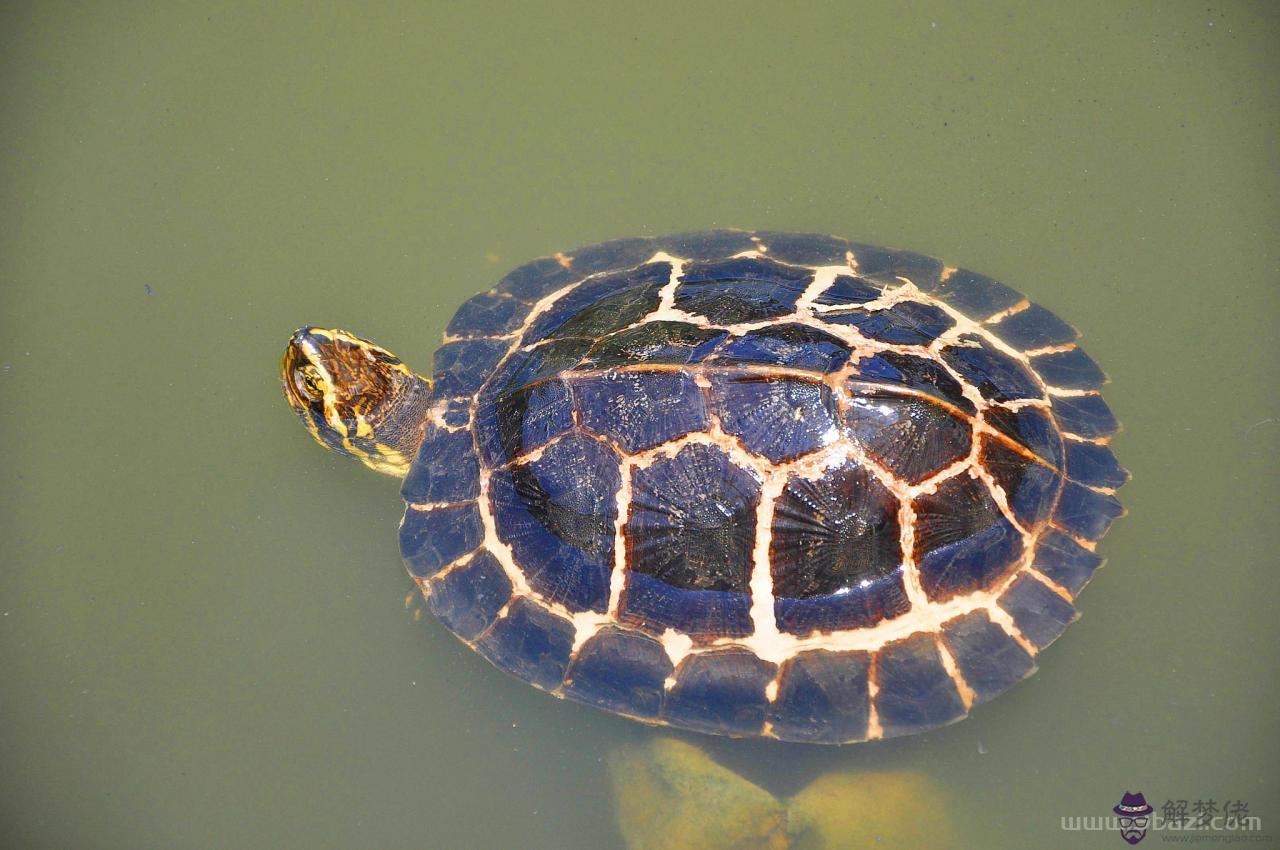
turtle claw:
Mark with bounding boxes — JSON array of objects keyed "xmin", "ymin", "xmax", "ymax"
[{"xmin": 405, "ymin": 585, "xmax": 427, "ymax": 622}]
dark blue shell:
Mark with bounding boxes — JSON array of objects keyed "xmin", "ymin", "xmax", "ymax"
[{"xmin": 404, "ymin": 231, "xmax": 1127, "ymax": 743}]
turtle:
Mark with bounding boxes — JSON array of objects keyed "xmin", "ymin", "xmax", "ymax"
[{"xmin": 280, "ymin": 229, "xmax": 1127, "ymax": 745}]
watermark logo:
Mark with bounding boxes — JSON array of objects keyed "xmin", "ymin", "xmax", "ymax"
[
  {"xmin": 1061, "ymin": 793, "xmax": 1266, "ymax": 843},
  {"xmin": 1114, "ymin": 791, "xmax": 1154, "ymax": 845}
]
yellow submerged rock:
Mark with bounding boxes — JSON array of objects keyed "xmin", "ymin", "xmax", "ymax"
[
  {"xmin": 609, "ymin": 738, "xmax": 955, "ymax": 850},
  {"xmin": 608, "ymin": 737, "xmax": 787, "ymax": 850},
  {"xmin": 787, "ymin": 770, "xmax": 954, "ymax": 850}
]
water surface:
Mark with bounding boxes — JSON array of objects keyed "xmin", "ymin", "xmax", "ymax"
[{"xmin": 2, "ymin": 3, "xmax": 1277, "ymax": 847}]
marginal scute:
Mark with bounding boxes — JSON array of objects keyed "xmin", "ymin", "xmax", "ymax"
[
  {"xmin": 844, "ymin": 394, "xmax": 973, "ymax": 485},
  {"xmin": 846, "ymin": 243, "xmax": 945, "ymax": 290},
  {"xmin": 656, "ymin": 229, "xmax": 757, "ymax": 260},
  {"xmin": 768, "ymin": 650, "xmax": 871, "ymax": 744},
  {"xmin": 753, "ymin": 230, "xmax": 850, "ymax": 264},
  {"xmin": 939, "ymin": 611, "xmax": 1036, "ymax": 705},
  {"xmin": 489, "ymin": 434, "xmax": 619, "ymax": 613},
  {"xmin": 991, "ymin": 302, "xmax": 1078, "ymax": 349},
  {"xmin": 402, "ymin": 425, "xmax": 479, "ymax": 504},
  {"xmin": 1031, "ymin": 528, "xmax": 1104, "ymax": 596},
  {"xmin": 661, "ymin": 648, "xmax": 777, "ymax": 737},
  {"xmin": 493, "ymin": 255, "xmax": 580, "ymax": 302},
  {"xmin": 873, "ymin": 634, "xmax": 967, "ymax": 739},
  {"xmin": 446, "ymin": 291, "xmax": 528, "ymax": 338},
  {"xmin": 562, "ymin": 625, "xmax": 673, "ymax": 719},
  {"xmin": 913, "ymin": 474, "xmax": 1024, "ymax": 601},
  {"xmin": 427, "ymin": 550, "xmax": 513, "ymax": 640},
  {"xmin": 820, "ymin": 300, "xmax": 955, "ymax": 345},
  {"xmin": 1029, "ymin": 347, "xmax": 1107, "ymax": 391},
  {"xmin": 474, "ymin": 597, "xmax": 576, "ymax": 690},
  {"xmin": 575, "ymin": 370, "xmax": 709, "ymax": 452},
  {"xmin": 1063, "ymin": 440, "xmax": 1129, "ymax": 490},
  {"xmin": 1052, "ymin": 480, "xmax": 1124, "ymax": 542},
  {"xmin": 674, "ymin": 257, "xmax": 813, "ymax": 324},
  {"xmin": 710, "ymin": 374, "xmax": 840, "ymax": 462},
  {"xmin": 997, "ymin": 574, "xmax": 1077, "ymax": 650},
  {"xmin": 929, "ymin": 268, "xmax": 1023, "ymax": 318},
  {"xmin": 566, "ymin": 236, "xmax": 657, "ymax": 275},
  {"xmin": 1051, "ymin": 393, "xmax": 1120, "ymax": 439},
  {"xmin": 431, "ymin": 337, "xmax": 511, "ymax": 398},
  {"xmin": 400, "ymin": 501, "xmax": 484, "ymax": 578},
  {"xmin": 770, "ymin": 462, "xmax": 908, "ymax": 633}
]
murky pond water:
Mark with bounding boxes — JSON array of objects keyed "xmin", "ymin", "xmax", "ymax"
[{"xmin": 2, "ymin": 3, "xmax": 1277, "ymax": 848}]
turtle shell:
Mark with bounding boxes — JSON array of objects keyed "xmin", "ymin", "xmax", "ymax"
[{"xmin": 399, "ymin": 230, "xmax": 1127, "ymax": 744}]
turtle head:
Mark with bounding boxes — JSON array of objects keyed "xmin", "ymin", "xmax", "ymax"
[{"xmin": 281, "ymin": 327, "xmax": 433, "ymax": 477}]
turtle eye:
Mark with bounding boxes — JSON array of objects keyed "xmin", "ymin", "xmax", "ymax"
[{"xmin": 295, "ymin": 366, "xmax": 324, "ymax": 401}]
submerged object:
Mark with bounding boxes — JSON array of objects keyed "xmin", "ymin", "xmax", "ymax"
[{"xmin": 607, "ymin": 737, "xmax": 955, "ymax": 850}]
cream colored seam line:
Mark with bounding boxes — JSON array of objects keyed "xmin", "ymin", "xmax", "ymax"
[
  {"xmin": 748, "ymin": 473, "xmax": 786, "ymax": 666},
  {"xmin": 606, "ymin": 454, "xmax": 634, "ymax": 620},
  {"xmin": 425, "ymin": 398, "xmax": 470, "ymax": 432},
  {"xmin": 1023, "ymin": 343, "xmax": 1077, "ymax": 356},
  {"xmin": 934, "ymin": 636, "xmax": 976, "ymax": 711},
  {"xmin": 864, "ymin": 658, "xmax": 883, "ymax": 740},
  {"xmin": 983, "ymin": 298, "xmax": 1031, "ymax": 324},
  {"xmin": 428, "ymin": 264, "xmax": 626, "ymax": 652},
  {"xmin": 897, "ymin": 490, "xmax": 928, "ymax": 610},
  {"xmin": 437, "ymin": 251, "xmax": 1077, "ymax": 670},
  {"xmin": 671, "ymin": 263, "xmax": 1058, "ymax": 663},
  {"xmin": 652, "ymin": 252, "xmax": 685, "ymax": 313}
]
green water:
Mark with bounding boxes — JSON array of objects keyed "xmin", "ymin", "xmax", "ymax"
[{"xmin": 2, "ymin": 3, "xmax": 1277, "ymax": 848}]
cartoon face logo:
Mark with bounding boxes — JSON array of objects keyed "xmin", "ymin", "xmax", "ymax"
[{"xmin": 1114, "ymin": 792, "xmax": 1154, "ymax": 844}]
